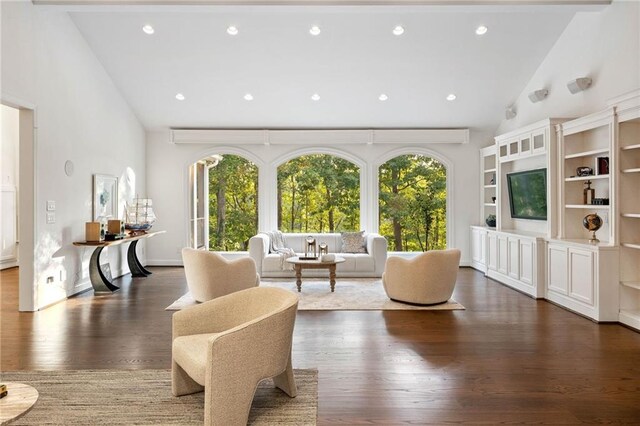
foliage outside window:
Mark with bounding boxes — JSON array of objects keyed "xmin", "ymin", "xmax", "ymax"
[
  {"xmin": 379, "ymin": 155, "xmax": 446, "ymax": 251},
  {"xmin": 278, "ymin": 154, "xmax": 360, "ymax": 233},
  {"xmin": 208, "ymin": 155, "xmax": 258, "ymax": 251}
]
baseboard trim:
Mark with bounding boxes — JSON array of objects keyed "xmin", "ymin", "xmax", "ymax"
[{"xmin": 147, "ymin": 259, "xmax": 183, "ymax": 266}]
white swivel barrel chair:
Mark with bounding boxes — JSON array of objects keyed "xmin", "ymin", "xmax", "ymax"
[
  {"xmin": 382, "ymin": 249, "xmax": 461, "ymax": 305},
  {"xmin": 182, "ymin": 248, "xmax": 260, "ymax": 302}
]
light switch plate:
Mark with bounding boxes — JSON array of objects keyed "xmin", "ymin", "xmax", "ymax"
[
  {"xmin": 47, "ymin": 200, "xmax": 56, "ymax": 211},
  {"xmin": 46, "ymin": 212, "xmax": 56, "ymax": 224}
]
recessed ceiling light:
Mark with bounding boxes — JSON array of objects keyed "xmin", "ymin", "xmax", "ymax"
[
  {"xmin": 392, "ymin": 26, "xmax": 404, "ymax": 36},
  {"xmin": 446, "ymin": 94, "xmax": 457, "ymax": 101},
  {"xmin": 311, "ymin": 93, "xmax": 320, "ymax": 101},
  {"xmin": 142, "ymin": 25, "xmax": 154, "ymax": 35},
  {"xmin": 379, "ymin": 94, "xmax": 389, "ymax": 101},
  {"xmin": 244, "ymin": 93, "xmax": 254, "ymax": 101},
  {"xmin": 309, "ymin": 25, "xmax": 321, "ymax": 36},
  {"xmin": 175, "ymin": 93, "xmax": 185, "ymax": 101},
  {"xmin": 227, "ymin": 26, "xmax": 238, "ymax": 36},
  {"xmin": 476, "ymin": 25, "xmax": 488, "ymax": 35}
]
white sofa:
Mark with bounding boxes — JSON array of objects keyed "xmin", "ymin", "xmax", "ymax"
[{"xmin": 249, "ymin": 232, "xmax": 388, "ymax": 278}]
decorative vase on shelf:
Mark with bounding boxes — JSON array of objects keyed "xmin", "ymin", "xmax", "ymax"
[
  {"xmin": 583, "ymin": 213, "xmax": 603, "ymax": 244},
  {"xmin": 485, "ymin": 214, "xmax": 496, "ymax": 227}
]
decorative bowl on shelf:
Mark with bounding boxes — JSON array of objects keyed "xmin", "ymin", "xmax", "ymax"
[{"xmin": 485, "ymin": 214, "xmax": 496, "ymax": 227}]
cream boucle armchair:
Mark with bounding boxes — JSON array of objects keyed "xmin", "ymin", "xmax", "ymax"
[
  {"xmin": 182, "ymin": 248, "xmax": 260, "ymax": 302},
  {"xmin": 382, "ymin": 249, "xmax": 461, "ymax": 305},
  {"xmin": 172, "ymin": 286, "xmax": 299, "ymax": 426}
]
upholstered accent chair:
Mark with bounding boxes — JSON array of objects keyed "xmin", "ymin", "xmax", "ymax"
[
  {"xmin": 172, "ymin": 286, "xmax": 299, "ymax": 426},
  {"xmin": 382, "ymin": 249, "xmax": 461, "ymax": 305},
  {"xmin": 182, "ymin": 248, "xmax": 260, "ymax": 302}
]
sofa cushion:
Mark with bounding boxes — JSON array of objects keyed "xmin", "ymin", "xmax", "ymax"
[
  {"xmin": 339, "ymin": 253, "xmax": 374, "ymax": 272},
  {"xmin": 341, "ymin": 231, "xmax": 367, "ymax": 253}
]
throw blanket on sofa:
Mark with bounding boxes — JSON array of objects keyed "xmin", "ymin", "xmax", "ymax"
[{"xmin": 265, "ymin": 230, "xmax": 295, "ymax": 271}]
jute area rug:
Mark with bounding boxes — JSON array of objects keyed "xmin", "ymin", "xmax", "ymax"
[
  {"xmin": 4, "ymin": 369, "xmax": 317, "ymax": 425},
  {"xmin": 166, "ymin": 278, "xmax": 465, "ymax": 311}
]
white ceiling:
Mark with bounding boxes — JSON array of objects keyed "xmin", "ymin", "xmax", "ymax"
[{"xmin": 67, "ymin": 4, "xmax": 603, "ymax": 133}]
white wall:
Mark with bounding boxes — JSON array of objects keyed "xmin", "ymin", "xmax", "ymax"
[
  {"xmin": 1, "ymin": 105, "xmax": 19, "ymax": 188},
  {"xmin": 146, "ymin": 130, "xmax": 487, "ymax": 267},
  {"xmin": 496, "ymin": 0, "xmax": 640, "ymax": 136},
  {"xmin": 1, "ymin": 2, "xmax": 146, "ymax": 310}
]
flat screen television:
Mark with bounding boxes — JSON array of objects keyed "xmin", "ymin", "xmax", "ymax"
[{"xmin": 506, "ymin": 168, "xmax": 547, "ymax": 220}]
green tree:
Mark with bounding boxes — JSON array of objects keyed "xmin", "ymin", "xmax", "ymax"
[
  {"xmin": 208, "ymin": 155, "xmax": 258, "ymax": 251},
  {"xmin": 379, "ymin": 155, "xmax": 447, "ymax": 251},
  {"xmin": 277, "ymin": 155, "xmax": 360, "ymax": 233}
]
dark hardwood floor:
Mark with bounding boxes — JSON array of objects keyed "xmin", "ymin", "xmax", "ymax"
[{"xmin": 2, "ymin": 266, "xmax": 640, "ymax": 424}]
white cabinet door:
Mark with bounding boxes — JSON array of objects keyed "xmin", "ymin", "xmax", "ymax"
[
  {"xmin": 488, "ymin": 233, "xmax": 498, "ymax": 271},
  {"xmin": 519, "ymin": 239, "xmax": 534, "ymax": 286},
  {"xmin": 508, "ymin": 237, "xmax": 520, "ymax": 280},
  {"xmin": 471, "ymin": 228, "xmax": 481, "ymax": 263},
  {"xmin": 569, "ymin": 248, "xmax": 595, "ymax": 305},
  {"xmin": 480, "ymin": 231, "xmax": 487, "ymax": 265},
  {"xmin": 498, "ymin": 235, "xmax": 508, "ymax": 275},
  {"xmin": 547, "ymin": 244, "xmax": 568, "ymax": 295}
]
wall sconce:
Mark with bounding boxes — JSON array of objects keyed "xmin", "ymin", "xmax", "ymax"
[
  {"xmin": 505, "ymin": 106, "xmax": 517, "ymax": 120},
  {"xmin": 528, "ymin": 89, "xmax": 549, "ymax": 103},
  {"xmin": 567, "ymin": 77, "xmax": 592, "ymax": 94}
]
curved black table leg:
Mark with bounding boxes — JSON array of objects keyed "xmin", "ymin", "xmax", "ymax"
[
  {"xmin": 89, "ymin": 246, "xmax": 120, "ymax": 293},
  {"xmin": 128, "ymin": 240, "xmax": 152, "ymax": 277}
]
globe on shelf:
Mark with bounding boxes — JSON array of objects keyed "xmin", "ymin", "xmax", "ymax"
[{"xmin": 583, "ymin": 213, "xmax": 603, "ymax": 244}]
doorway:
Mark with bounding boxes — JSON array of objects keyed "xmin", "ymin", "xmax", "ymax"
[{"xmin": 1, "ymin": 97, "xmax": 36, "ymax": 311}]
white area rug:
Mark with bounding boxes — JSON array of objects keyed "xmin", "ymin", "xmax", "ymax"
[{"xmin": 166, "ymin": 278, "xmax": 465, "ymax": 311}]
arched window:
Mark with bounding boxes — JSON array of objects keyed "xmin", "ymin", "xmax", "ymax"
[
  {"xmin": 277, "ymin": 154, "xmax": 360, "ymax": 233},
  {"xmin": 189, "ymin": 154, "xmax": 258, "ymax": 251},
  {"xmin": 378, "ymin": 155, "xmax": 447, "ymax": 251}
]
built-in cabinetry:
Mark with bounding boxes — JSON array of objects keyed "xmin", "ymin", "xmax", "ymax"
[
  {"xmin": 470, "ymin": 226, "xmax": 488, "ymax": 273},
  {"xmin": 485, "ymin": 229, "xmax": 546, "ymax": 298},
  {"xmin": 612, "ymin": 90, "xmax": 640, "ymax": 329},
  {"xmin": 471, "ymin": 92, "xmax": 640, "ymax": 327},
  {"xmin": 546, "ymin": 240, "xmax": 618, "ymax": 321}
]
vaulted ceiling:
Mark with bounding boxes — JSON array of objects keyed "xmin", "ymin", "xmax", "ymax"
[{"xmin": 63, "ymin": 2, "xmax": 607, "ymax": 133}]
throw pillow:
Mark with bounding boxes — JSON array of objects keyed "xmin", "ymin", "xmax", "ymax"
[{"xmin": 341, "ymin": 231, "xmax": 367, "ymax": 253}]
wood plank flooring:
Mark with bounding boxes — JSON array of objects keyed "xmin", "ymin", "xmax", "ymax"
[{"xmin": 2, "ymin": 266, "xmax": 640, "ymax": 424}]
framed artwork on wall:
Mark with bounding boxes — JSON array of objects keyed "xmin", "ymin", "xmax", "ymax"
[{"xmin": 93, "ymin": 174, "xmax": 118, "ymax": 221}]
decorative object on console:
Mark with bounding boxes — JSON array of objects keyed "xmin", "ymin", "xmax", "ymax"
[
  {"xmin": 485, "ymin": 214, "xmax": 496, "ymax": 227},
  {"xmin": 107, "ymin": 219, "xmax": 124, "ymax": 235},
  {"xmin": 583, "ymin": 180, "xmax": 595, "ymax": 205},
  {"xmin": 596, "ymin": 156, "xmax": 609, "ymax": 175},
  {"xmin": 85, "ymin": 222, "xmax": 102, "ymax": 242},
  {"xmin": 583, "ymin": 213, "xmax": 603, "ymax": 244},
  {"xmin": 576, "ymin": 166, "xmax": 593, "ymax": 177},
  {"xmin": 304, "ymin": 236, "xmax": 318, "ymax": 259},
  {"xmin": 592, "ymin": 198, "xmax": 609, "ymax": 205},
  {"xmin": 124, "ymin": 198, "xmax": 156, "ymax": 232},
  {"xmin": 93, "ymin": 174, "xmax": 118, "ymax": 221}
]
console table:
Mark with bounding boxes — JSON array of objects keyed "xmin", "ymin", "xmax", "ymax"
[{"xmin": 73, "ymin": 231, "xmax": 165, "ymax": 293}]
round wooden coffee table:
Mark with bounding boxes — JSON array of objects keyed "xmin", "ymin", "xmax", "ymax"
[
  {"xmin": 0, "ymin": 382, "xmax": 39, "ymax": 425},
  {"xmin": 286, "ymin": 256, "xmax": 346, "ymax": 292}
]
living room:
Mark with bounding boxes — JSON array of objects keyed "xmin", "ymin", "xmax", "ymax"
[{"xmin": 1, "ymin": 0, "xmax": 640, "ymax": 424}]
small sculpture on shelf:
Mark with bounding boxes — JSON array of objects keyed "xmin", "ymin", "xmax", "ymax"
[
  {"xmin": 583, "ymin": 180, "xmax": 595, "ymax": 205},
  {"xmin": 124, "ymin": 198, "xmax": 156, "ymax": 234},
  {"xmin": 485, "ymin": 214, "xmax": 496, "ymax": 228},
  {"xmin": 583, "ymin": 213, "xmax": 603, "ymax": 244}
]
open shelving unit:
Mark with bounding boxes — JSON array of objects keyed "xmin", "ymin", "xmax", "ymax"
[
  {"xmin": 614, "ymin": 90, "xmax": 640, "ymax": 329},
  {"xmin": 558, "ymin": 108, "xmax": 615, "ymax": 245},
  {"xmin": 480, "ymin": 145, "xmax": 497, "ymax": 227}
]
